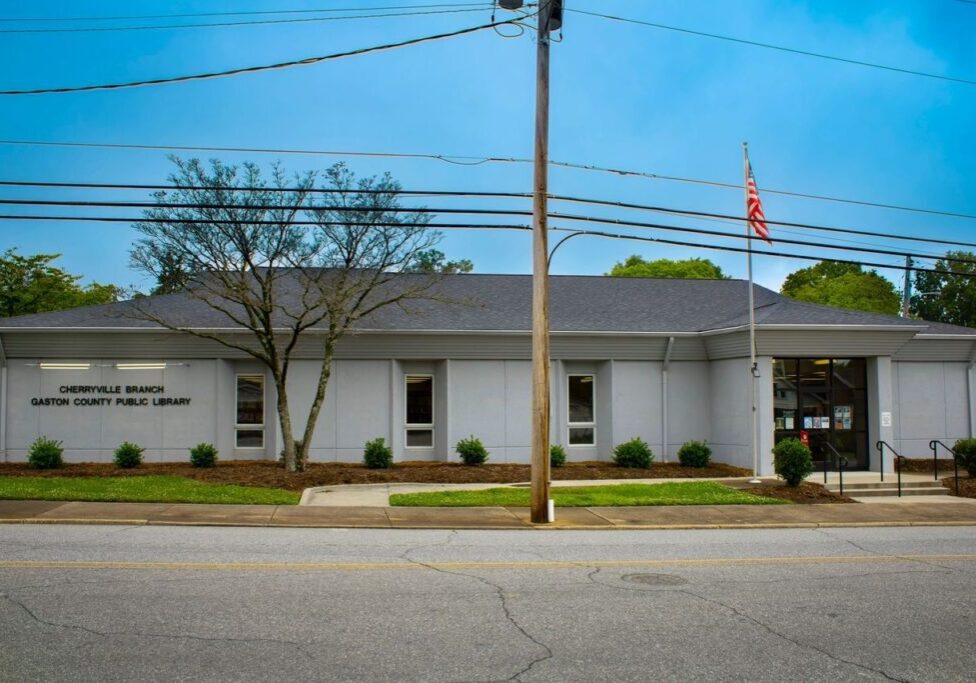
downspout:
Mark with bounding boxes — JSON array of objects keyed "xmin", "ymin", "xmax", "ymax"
[
  {"xmin": 662, "ymin": 336, "xmax": 675, "ymax": 462},
  {"xmin": 968, "ymin": 342, "xmax": 976, "ymax": 437}
]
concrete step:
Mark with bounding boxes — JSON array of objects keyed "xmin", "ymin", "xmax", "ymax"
[
  {"xmin": 827, "ymin": 486, "xmax": 949, "ymax": 497},
  {"xmin": 824, "ymin": 480, "xmax": 944, "ymax": 490}
]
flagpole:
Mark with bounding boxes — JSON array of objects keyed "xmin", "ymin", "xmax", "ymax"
[{"xmin": 743, "ymin": 142, "xmax": 761, "ymax": 484}]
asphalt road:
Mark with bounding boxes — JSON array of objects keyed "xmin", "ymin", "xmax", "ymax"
[{"xmin": 1, "ymin": 525, "xmax": 974, "ymax": 682}]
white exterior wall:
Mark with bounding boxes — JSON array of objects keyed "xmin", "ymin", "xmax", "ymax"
[
  {"xmin": 4, "ymin": 360, "xmax": 224, "ymax": 462},
  {"xmin": 708, "ymin": 357, "xmax": 754, "ymax": 471},
  {"xmin": 892, "ymin": 361, "xmax": 971, "ymax": 456}
]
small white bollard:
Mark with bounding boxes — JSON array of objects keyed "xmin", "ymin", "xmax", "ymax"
[{"xmin": 547, "ymin": 499, "xmax": 555, "ymax": 522}]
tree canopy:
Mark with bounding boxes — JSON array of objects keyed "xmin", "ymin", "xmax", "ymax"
[
  {"xmin": 780, "ymin": 261, "xmax": 900, "ymax": 315},
  {"xmin": 407, "ymin": 249, "xmax": 473, "ymax": 274},
  {"xmin": 129, "ymin": 158, "xmax": 450, "ymax": 472},
  {"xmin": 0, "ymin": 249, "xmax": 124, "ymax": 318},
  {"xmin": 910, "ymin": 251, "xmax": 976, "ymax": 327},
  {"xmin": 607, "ymin": 255, "xmax": 728, "ymax": 279}
]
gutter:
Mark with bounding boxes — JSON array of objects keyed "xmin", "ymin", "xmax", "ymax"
[{"xmin": 662, "ymin": 336, "xmax": 675, "ymax": 462}]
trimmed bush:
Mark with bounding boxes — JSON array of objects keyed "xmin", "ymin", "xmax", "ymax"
[
  {"xmin": 952, "ymin": 438, "xmax": 976, "ymax": 477},
  {"xmin": 550, "ymin": 444, "xmax": 567, "ymax": 468},
  {"xmin": 456, "ymin": 436, "xmax": 489, "ymax": 466},
  {"xmin": 677, "ymin": 440, "xmax": 711, "ymax": 468},
  {"xmin": 113, "ymin": 441, "xmax": 144, "ymax": 469},
  {"xmin": 613, "ymin": 437, "xmax": 653, "ymax": 469},
  {"xmin": 189, "ymin": 442, "xmax": 219, "ymax": 468},
  {"xmin": 28, "ymin": 436, "xmax": 64, "ymax": 470},
  {"xmin": 773, "ymin": 437, "xmax": 813, "ymax": 486},
  {"xmin": 363, "ymin": 437, "xmax": 393, "ymax": 469},
  {"xmin": 278, "ymin": 441, "xmax": 306, "ymax": 471}
]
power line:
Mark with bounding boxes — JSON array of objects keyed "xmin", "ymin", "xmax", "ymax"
[
  {"xmin": 0, "ymin": 19, "xmax": 517, "ymax": 95},
  {"xmin": 568, "ymin": 8, "xmax": 976, "ymax": 87},
  {"xmin": 2, "ymin": 211, "xmax": 973, "ymax": 279},
  {"xmin": 3, "ymin": 202, "xmax": 972, "ymax": 265},
  {"xmin": 0, "ymin": 3, "xmax": 488, "ymax": 23},
  {"xmin": 3, "ymin": 180, "xmax": 974, "ymax": 251},
  {"xmin": 3, "ymin": 139, "xmax": 971, "ymax": 221},
  {"xmin": 0, "ymin": 6, "xmax": 491, "ymax": 34}
]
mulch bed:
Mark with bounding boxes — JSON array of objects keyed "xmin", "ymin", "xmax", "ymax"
[
  {"xmin": 0, "ymin": 460, "xmax": 751, "ymax": 493},
  {"xmin": 738, "ymin": 481, "xmax": 856, "ymax": 504},
  {"xmin": 897, "ymin": 458, "xmax": 957, "ymax": 474}
]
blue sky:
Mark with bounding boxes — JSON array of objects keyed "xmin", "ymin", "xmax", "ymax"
[{"xmin": 0, "ymin": 0, "xmax": 973, "ymax": 293}]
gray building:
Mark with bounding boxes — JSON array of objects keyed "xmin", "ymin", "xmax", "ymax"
[{"xmin": 1, "ymin": 274, "xmax": 973, "ymax": 474}]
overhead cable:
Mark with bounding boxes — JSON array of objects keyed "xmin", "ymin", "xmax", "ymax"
[
  {"xmin": 568, "ymin": 8, "xmax": 976, "ymax": 87},
  {"xmin": 0, "ymin": 3, "xmax": 490, "ymax": 23},
  {"xmin": 0, "ymin": 6, "xmax": 491, "ymax": 34},
  {"xmin": 3, "ymin": 204, "xmax": 974, "ymax": 266},
  {"xmin": 2, "ymin": 140, "xmax": 971, "ymax": 221},
  {"xmin": 3, "ymin": 186, "xmax": 975, "ymax": 251},
  {"xmin": 0, "ymin": 18, "xmax": 518, "ymax": 95}
]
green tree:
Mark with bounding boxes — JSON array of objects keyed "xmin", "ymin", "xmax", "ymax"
[
  {"xmin": 129, "ymin": 158, "xmax": 448, "ymax": 473},
  {"xmin": 607, "ymin": 255, "xmax": 728, "ymax": 279},
  {"xmin": 407, "ymin": 249, "xmax": 473, "ymax": 274},
  {"xmin": 0, "ymin": 249, "xmax": 123, "ymax": 317},
  {"xmin": 781, "ymin": 261, "xmax": 900, "ymax": 315},
  {"xmin": 910, "ymin": 251, "xmax": 976, "ymax": 327}
]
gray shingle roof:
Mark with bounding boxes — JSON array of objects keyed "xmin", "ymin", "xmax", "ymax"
[{"xmin": 0, "ymin": 273, "xmax": 969, "ymax": 336}]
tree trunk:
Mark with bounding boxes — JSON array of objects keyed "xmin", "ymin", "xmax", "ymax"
[
  {"xmin": 273, "ymin": 369, "xmax": 299, "ymax": 473},
  {"xmin": 300, "ymin": 332, "xmax": 337, "ymax": 464}
]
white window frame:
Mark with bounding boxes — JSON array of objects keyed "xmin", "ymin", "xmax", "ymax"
[
  {"xmin": 235, "ymin": 373, "xmax": 265, "ymax": 450},
  {"xmin": 404, "ymin": 374, "xmax": 434, "ymax": 449},
  {"xmin": 567, "ymin": 373, "xmax": 596, "ymax": 447}
]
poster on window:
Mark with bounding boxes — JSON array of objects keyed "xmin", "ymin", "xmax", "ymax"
[{"xmin": 834, "ymin": 405, "xmax": 852, "ymax": 430}]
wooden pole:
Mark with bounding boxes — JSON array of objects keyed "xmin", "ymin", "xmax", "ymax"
[{"xmin": 531, "ymin": 0, "xmax": 553, "ymax": 523}]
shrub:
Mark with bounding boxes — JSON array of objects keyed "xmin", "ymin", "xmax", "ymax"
[
  {"xmin": 550, "ymin": 444, "xmax": 567, "ymax": 468},
  {"xmin": 113, "ymin": 441, "xmax": 144, "ymax": 469},
  {"xmin": 773, "ymin": 438, "xmax": 813, "ymax": 486},
  {"xmin": 28, "ymin": 436, "xmax": 64, "ymax": 470},
  {"xmin": 677, "ymin": 440, "xmax": 711, "ymax": 468},
  {"xmin": 613, "ymin": 437, "xmax": 653, "ymax": 469},
  {"xmin": 456, "ymin": 436, "xmax": 489, "ymax": 465},
  {"xmin": 277, "ymin": 440, "xmax": 306, "ymax": 471},
  {"xmin": 952, "ymin": 438, "xmax": 976, "ymax": 477},
  {"xmin": 363, "ymin": 437, "xmax": 393, "ymax": 469},
  {"xmin": 189, "ymin": 442, "xmax": 218, "ymax": 468}
]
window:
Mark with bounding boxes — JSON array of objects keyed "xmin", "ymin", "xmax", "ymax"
[
  {"xmin": 567, "ymin": 374, "xmax": 595, "ymax": 446},
  {"xmin": 405, "ymin": 375, "xmax": 433, "ymax": 448},
  {"xmin": 236, "ymin": 374, "xmax": 265, "ymax": 448}
]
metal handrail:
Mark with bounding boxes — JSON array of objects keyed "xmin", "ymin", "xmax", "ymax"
[
  {"xmin": 876, "ymin": 441, "xmax": 906, "ymax": 497},
  {"xmin": 929, "ymin": 440, "xmax": 961, "ymax": 497},
  {"xmin": 819, "ymin": 440, "xmax": 848, "ymax": 496}
]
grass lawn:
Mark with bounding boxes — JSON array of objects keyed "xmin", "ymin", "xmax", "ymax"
[
  {"xmin": 389, "ymin": 481, "xmax": 789, "ymax": 507},
  {"xmin": 0, "ymin": 475, "xmax": 299, "ymax": 505}
]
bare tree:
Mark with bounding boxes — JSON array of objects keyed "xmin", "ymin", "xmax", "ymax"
[{"xmin": 130, "ymin": 158, "xmax": 443, "ymax": 472}]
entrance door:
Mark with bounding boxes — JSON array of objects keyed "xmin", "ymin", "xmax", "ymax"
[{"xmin": 773, "ymin": 358, "xmax": 869, "ymax": 470}]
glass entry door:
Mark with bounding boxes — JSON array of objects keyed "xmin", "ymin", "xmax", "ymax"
[{"xmin": 773, "ymin": 358, "xmax": 869, "ymax": 470}]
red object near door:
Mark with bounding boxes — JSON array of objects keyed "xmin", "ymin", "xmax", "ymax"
[{"xmin": 800, "ymin": 430, "xmax": 810, "ymax": 447}]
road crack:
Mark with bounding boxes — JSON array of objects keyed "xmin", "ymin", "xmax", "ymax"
[
  {"xmin": 678, "ymin": 588, "xmax": 908, "ymax": 682},
  {"xmin": 0, "ymin": 592, "xmax": 316, "ymax": 660},
  {"xmin": 401, "ymin": 544, "xmax": 553, "ymax": 682}
]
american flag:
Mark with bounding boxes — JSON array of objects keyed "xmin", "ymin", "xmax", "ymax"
[{"xmin": 745, "ymin": 155, "xmax": 771, "ymax": 243}]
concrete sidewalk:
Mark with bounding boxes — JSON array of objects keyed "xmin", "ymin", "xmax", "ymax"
[{"xmin": 2, "ymin": 498, "xmax": 976, "ymax": 529}]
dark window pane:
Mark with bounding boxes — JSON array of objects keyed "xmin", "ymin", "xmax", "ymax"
[
  {"xmin": 236, "ymin": 429, "xmax": 264, "ymax": 448},
  {"xmin": 236, "ymin": 376, "xmax": 264, "ymax": 425},
  {"xmin": 568, "ymin": 375, "xmax": 594, "ymax": 423},
  {"xmin": 833, "ymin": 358, "xmax": 866, "ymax": 390},
  {"xmin": 569, "ymin": 427, "xmax": 594, "ymax": 446},
  {"xmin": 773, "ymin": 359, "xmax": 798, "ymax": 431},
  {"xmin": 406, "ymin": 429, "xmax": 433, "ymax": 448},
  {"xmin": 405, "ymin": 376, "xmax": 433, "ymax": 425}
]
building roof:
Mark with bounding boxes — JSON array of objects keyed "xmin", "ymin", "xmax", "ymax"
[{"xmin": 0, "ymin": 273, "xmax": 970, "ymax": 336}]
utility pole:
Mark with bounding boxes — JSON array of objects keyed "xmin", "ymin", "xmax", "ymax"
[
  {"xmin": 902, "ymin": 254, "xmax": 913, "ymax": 317},
  {"xmin": 530, "ymin": 0, "xmax": 559, "ymax": 523}
]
